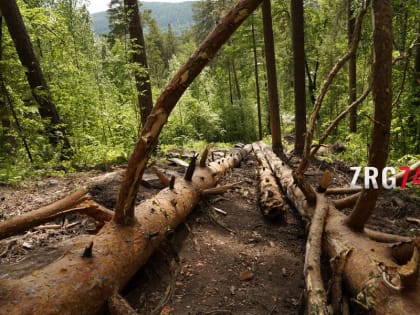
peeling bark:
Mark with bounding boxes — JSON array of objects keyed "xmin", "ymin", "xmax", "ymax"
[{"xmin": 252, "ymin": 143, "xmax": 288, "ymax": 220}]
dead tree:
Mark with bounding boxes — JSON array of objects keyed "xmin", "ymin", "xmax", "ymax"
[
  {"xmin": 259, "ymin": 142, "xmax": 420, "ymax": 314},
  {"xmin": 252, "ymin": 143, "xmax": 288, "ymax": 220},
  {"xmin": 114, "ymin": 0, "xmax": 266, "ymax": 225},
  {"xmin": 0, "ymin": 0, "xmax": 262, "ymax": 313},
  {"xmin": 0, "ymin": 146, "xmax": 251, "ymax": 314}
]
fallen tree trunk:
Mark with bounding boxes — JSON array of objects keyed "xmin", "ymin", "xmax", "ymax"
[
  {"xmin": 0, "ymin": 188, "xmax": 88, "ymax": 240},
  {"xmin": 259, "ymin": 142, "xmax": 420, "ymax": 314},
  {"xmin": 252, "ymin": 143, "xmax": 288, "ymax": 220},
  {"xmin": 303, "ymin": 193, "xmax": 330, "ymax": 314},
  {"xmin": 0, "ymin": 146, "xmax": 251, "ymax": 314}
]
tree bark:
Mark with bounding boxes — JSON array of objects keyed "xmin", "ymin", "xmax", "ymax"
[
  {"xmin": 345, "ymin": 0, "xmax": 393, "ymax": 231},
  {"xmin": 251, "ymin": 17, "xmax": 263, "ymax": 140},
  {"xmin": 348, "ymin": 0, "xmax": 358, "ymax": 132},
  {"xmin": 291, "ymin": 0, "xmax": 306, "ymax": 155},
  {"xmin": 0, "ymin": 189, "xmax": 89, "ymax": 240},
  {"xmin": 261, "ymin": 0, "xmax": 283, "ymax": 156},
  {"xmin": 114, "ymin": 0, "xmax": 265, "ymax": 225},
  {"xmin": 304, "ymin": 193, "xmax": 330, "ymax": 314},
  {"xmin": 124, "ymin": 0, "xmax": 153, "ymax": 130},
  {"xmin": 0, "ymin": 147, "xmax": 250, "ymax": 314},
  {"xmin": 259, "ymin": 142, "xmax": 420, "ymax": 314},
  {"xmin": 0, "ymin": 0, "xmax": 72, "ymax": 155},
  {"xmin": 252, "ymin": 143, "xmax": 287, "ymax": 220},
  {"xmin": 0, "ymin": 16, "xmax": 14, "ymax": 154}
]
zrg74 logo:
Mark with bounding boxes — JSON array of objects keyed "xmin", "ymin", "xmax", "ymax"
[{"xmin": 350, "ymin": 166, "xmax": 420, "ymax": 189}]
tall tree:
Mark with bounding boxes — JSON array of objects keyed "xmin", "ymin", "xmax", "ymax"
[
  {"xmin": 262, "ymin": 0, "xmax": 283, "ymax": 156},
  {"xmin": 291, "ymin": 0, "xmax": 306, "ymax": 154},
  {"xmin": 124, "ymin": 0, "xmax": 153, "ymax": 129},
  {"xmin": 251, "ymin": 16, "xmax": 262, "ymax": 139},
  {"xmin": 143, "ymin": 10, "xmax": 166, "ymax": 88},
  {"xmin": 345, "ymin": 0, "xmax": 393, "ymax": 231},
  {"xmin": 0, "ymin": 0, "xmax": 72, "ymax": 155},
  {"xmin": 107, "ymin": 0, "xmax": 125, "ymax": 45},
  {"xmin": 348, "ymin": 0, "xmax": 357, "ymax": 132},
  {"xmin": 163, "ymin": 24, "xmax": 178, "ymax": 67},
  {"xmin": 0, "ymin": 16, "xmax": 13, "ymax": 153}
]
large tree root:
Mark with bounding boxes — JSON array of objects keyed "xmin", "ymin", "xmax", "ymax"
[
  {"xmin": 0, "ymin": 146, "xmax": 251, "ymax": 314},
  {"xmin": 258, "ymin": 142, "xmax": 420, "ymax": 314}
]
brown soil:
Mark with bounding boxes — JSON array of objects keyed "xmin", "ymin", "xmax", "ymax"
[{"xmin": 0, "ymin": 150, "xmax": 419, "ymax": 314}]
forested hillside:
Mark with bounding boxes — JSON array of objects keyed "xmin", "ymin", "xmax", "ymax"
[{"xmin": 91, "ymin": 1, "xmax": 195, "ymax": 35}]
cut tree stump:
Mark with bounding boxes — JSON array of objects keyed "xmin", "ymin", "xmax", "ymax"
[
  {"xmin": 258, "ymin": 141, "xmax": 420, "ymax": 314},
  {"xmin": 0, "ymin": 145, "xmax": 251, "ymax": 315}
]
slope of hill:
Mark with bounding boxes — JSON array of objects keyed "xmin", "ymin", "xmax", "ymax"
[{"xmin": 91, "ymin": 1, "xmax": 196, "ymax": 35}]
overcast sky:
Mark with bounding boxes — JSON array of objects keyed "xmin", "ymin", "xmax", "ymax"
[{"xmin": 87, "ymin": 0, "xmax": 193, "ymax": 14}]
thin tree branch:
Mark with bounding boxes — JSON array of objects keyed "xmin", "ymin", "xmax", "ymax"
[{"xmin": 296, "ymin": 0, "xmax": 370, "ymax": 176}]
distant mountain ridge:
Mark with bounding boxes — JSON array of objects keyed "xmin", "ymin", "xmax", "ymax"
[{"xmin": 91, "ymin": 1, "xmax": 196, "ymax": 35}]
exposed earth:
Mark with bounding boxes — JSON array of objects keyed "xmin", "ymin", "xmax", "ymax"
[{"xmin": 0, "ymin": 148, "xmax": 419, "ymax": 314}]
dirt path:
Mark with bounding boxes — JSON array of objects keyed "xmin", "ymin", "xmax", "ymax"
[
  {"xmin": 0, "ymin": 150, "xmax": 418, "ymax": 314},
  {"xmin": 124, "ymin": 155, "xmax": 306, "ymax": 315}
]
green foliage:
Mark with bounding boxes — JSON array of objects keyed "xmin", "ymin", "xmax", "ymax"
[{"xmin": 1, "ymin": 0, "xmax": 419, "ymax": 185}]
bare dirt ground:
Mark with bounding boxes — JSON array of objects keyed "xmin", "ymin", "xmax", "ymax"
[{"xmin": 0, "ymin": 149, "xmax": 419, "ymax": 314}]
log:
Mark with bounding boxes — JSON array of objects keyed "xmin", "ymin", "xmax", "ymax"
[
  {"xmin": 0, "ymin": 188, "xmax": 88, "ymax": 240},
  {"xmin": 259, "ymin": 142, "xmax": 312, "ymax": 221},
  {"xmin": 304, "ymin": 193, "xmax": 330, "ymax": 314},
  {"xmin": 108, "ymin": 293, "xmax": 139, "ymax": 315},
  {"xmin": 259, "ymin": 142, "xmax": 420, "ymax": 314},
  {"xmin": 252, "ymin": 143, "xmax": 288, "ymax": 220},
  {"xmin": 0, "ymin": 146, "xmax": 251, "ymax": 314}
]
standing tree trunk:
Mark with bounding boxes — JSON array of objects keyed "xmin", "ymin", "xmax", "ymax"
[
  {"xmin": 0, "ymin": 0, "xmax": 71, "ymax": 156},
  {"xmin": 262, "ymin": 0, "xmax": 283, "ymax": 156},
  {"xmin": 412, "ymin": 19, "xmax": 420, "ymax": 152},
  {"xmin": 345, "ymin": 0, "xmax": 393, "ymax": 231},
  {"xmin": 251, "ymin": 17, "xmax": 263, "ymax": 140},
  {"xmin": 0, "ymin": 16, "xmax": 13, "ymax": 151},
  {"xmin": 348, "ymin": 0, "xmax": 358, "ymax": 132},
  {"xmin": 124, "ymin": 0, "xmax": 153, "ymax": 130},
  {"xmin": 291, "ymin": 0, "xmax": 306, "ymax": 154},
  {"xmin": 232, "ymin": 59, "xmax": 242, "ymax": 100}
]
